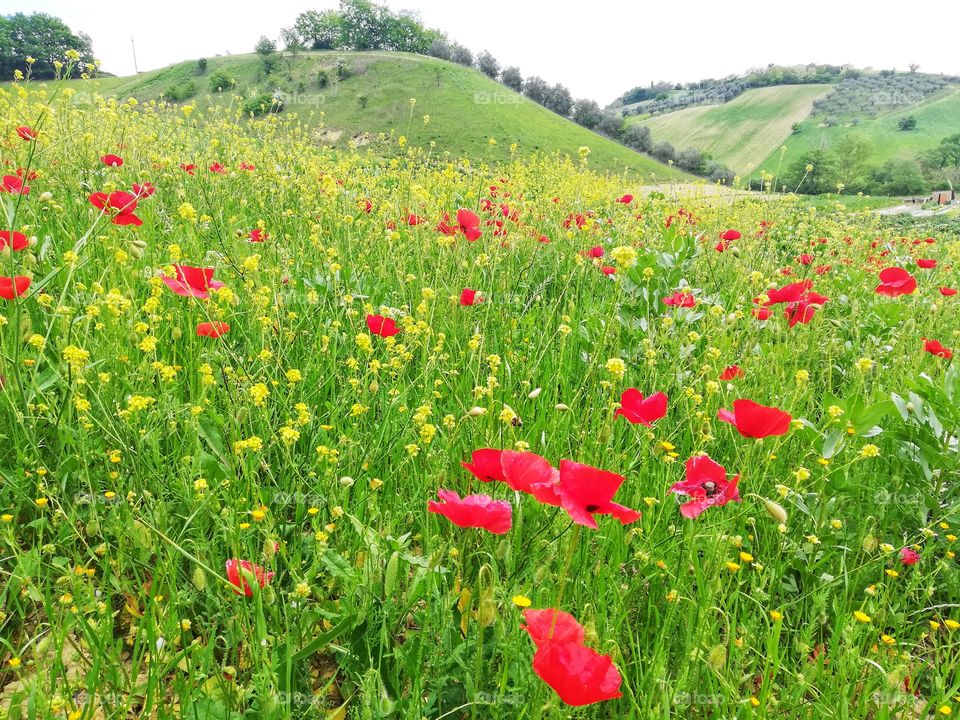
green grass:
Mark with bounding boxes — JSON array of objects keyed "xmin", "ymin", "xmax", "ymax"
[
  {"xmin": 626, "ymin": 85, "xmax": 832, "ymax": 174},
  {"xmin": 30, "ymin": 52, "xmax": 690, "ymax": 181},
  {"xmin": 756, "ymin": 85, "xmax": 960, "ymax": 178}
]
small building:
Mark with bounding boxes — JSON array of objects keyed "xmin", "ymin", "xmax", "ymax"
[{"xmin": 931, "ymin": 189, "xmax": 955, "ymax": 205}]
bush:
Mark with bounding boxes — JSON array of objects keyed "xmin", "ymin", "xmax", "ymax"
[
  {"xmin": 357, "ymin": 93, "xmax": 368, "ymax": 109},
  {"xmin": 898, "ymin": 115, "xmax": 917, "ymax": 131},
  {"xmin": 242, "ymin": 93, "xmax": 282, "ymax": 116},
  {"xmin": 165, "ymin": 80, "xmax": 197, "ymax": 102},
  {"xmin": 196, "ymin": 58, "xmax": 208, "ymax": 75},
  {"xmin": 334, "ymin": 58, "xmax": 351, "ymax": 81},
  {"xmin": 316, "ymin": 68, "xmax": 329, "ymax": 88},
  {"xmin": 209, "ymin": 70, "xmax": 235, "ymax": 92}
]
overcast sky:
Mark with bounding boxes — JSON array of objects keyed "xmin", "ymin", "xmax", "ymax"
[{"xmin": 19, "ymin": 0, "xmax": 960, "ymax": 104}]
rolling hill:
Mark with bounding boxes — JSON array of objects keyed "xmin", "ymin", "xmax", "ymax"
[
  {"xmin": 754, "ymin": 84, "xmax": 960, "ymax": 177},
  {"xmin": 625, "ymin": 84, "xmax": 832, "ymax": 175},
  {"xmin": 35, "ymin": 52, "xmax": 690, "ymax": 180}
]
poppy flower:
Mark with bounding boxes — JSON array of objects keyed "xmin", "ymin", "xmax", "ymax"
[
  {"xmin": 248, "ymin": 228, "xmax": 269, "ymax": 242},
  {"xmin": 718, "ymin": 399, "xmax": 791, "ymax": 438},
  {"xmin": 366, "ymin": 314, "xmax": 401, "ymax": 338},
  {"xmin": 616, "ymin": 194, "xmax": 633, "ymax": 204},
  {"xmin": 752, "ymin": 307, "xmax": 772, "ymax": 321},
  {"xmin": 784, "ymin": 291, "xmax": 828, "ymax": 328},
  {"xmin": 759, "ymin": 280, "xmax": 812, "ymax": 306},
  {"xmin": 427, "ymin": 489, "xmax": 512, "ymax": 534},
  {"xmin": 537, "ymin": 234, "xmax": 550, "ymax": 243},
  {"xmin": 209, "ymin": 163, "xmax": 227, "ymax": 174},
  {"xmin": 662, "ymin": 291, "xmax": 696, "ymax": 307},
  {"xmin": 530, "ymin": 638, "xmax": 623, "ymax": 706},
  {"xmin": 132, "ymin": 182, "xmax": 155, "ymax": 198},
  {"xmin": 100, "ymin": 154, "xmax": 123, "ymax": 167},
  {"xmin": 461, "ymin": 448, "xmax": 508, "ymax": 483},
  {"xmin": 875, "ymin": 267, "xmax": 917, "ymax": 297},
  {"xmin": 916, "ymin": 259, "xmax": 936, "ymax": 269},
  {"xmin": 457, "ymin": 209, "xmax": 482, "ymax": 241},
  {"xmin": 798, "ymin": 253, "xmax": 814, "ymax": 265},
  {"xmin": 0, "ymin": 230, "xmax": 29, "ymax": 252},
  {"xmin": 0, "ymin": 276, "xmax": 31, "ymax": 300},
  {"xmin": 406, "ymin": 213, "xmax": 424, "ymax": 226},
  {"xmin": 500, "ymin": 451, "xmax": 559, "ymax": 494},
  {"xmin": 899, "ymin": 547, "xmax": 920, "ymax": 565},
  {"xmin": 238, "ymin": 162, "xmax": 256, "ymax": 171},
  {"xmin": 669, "ymin": 454, "xmax": 741, "ymax": 518},
  {"xmin": 940, "ymin": 287, "xmax": 957, "ymax": 296},
  {"xmin": 522, "ymin": 608, "xmax": 585, "ymax": 647},
  {"xmin": 196, "ymin": 321, "xmax": 230, "ymax": 338},
  {"xmin": 601, "ymin": 266, "xmax": 616, "ymax": 276},
  {"xmin": 923, "ymin": 339, "xmax": 952, "ymax": 359},
  {"xmin": 460, "ymin": 288, "xmax": 483, "ymax": 306},
  {"xmin": 614, "ymin": 389, "xmax": 667, "ymax": 426},
  {"xmin": 89, "ymin": 190, "xmax": 142, "ymax": 226},
  {"xmin": 225, "ymin": 558, "xmax": 274, "ymax": 596},
  {"xmin": 552, "ymin": 460, "xmax": 641, "ymax": 530},
  {"xmin": 1, "ymin": 175, "xmax": 29, "ymax": 195},
  {"xmin": 161, "ymin": 265, "xmax": 226, "ymax": 299},
  {"xmin": 585, "ymin": 246, "xmax": 604, "ymax": 258},
  {"xmin": 721, "ymin": 229, "xmax": 741, "ymax": 241},
  {"xmin": 720, "ymin": 365, "xmax": 743, "ymax": 381},
  {"xmin": 179, "ymin": 163, "xmax": 196, "ymax": 175},
  {"xmin": 17, "ymin": 126, "xmax": 37, "ymax": 141}
]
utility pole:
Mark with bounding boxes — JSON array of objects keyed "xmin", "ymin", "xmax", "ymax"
[{"xmin": 131, "ymin": 37, "xmax": 139, "ymax": 74}]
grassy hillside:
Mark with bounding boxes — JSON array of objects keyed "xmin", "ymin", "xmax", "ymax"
[
  {"xmin": 32, "ymin": 52, "xmax": 689, "ymax": 180},
  {"xmin": 625, "ymin": 85, "xmax": 832, "ymax": 175},
  {"xmin": 755, "ymin": 84, "xmax": 960, "ymax": 177}
]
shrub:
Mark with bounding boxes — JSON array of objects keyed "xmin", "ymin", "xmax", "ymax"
[
  {"xmin": 357, "ymin": 93, "xmax": 368, "ymax": 109},
  {"xmin": 335, "ymin": 58, "xmax": 351, "ymax": 81},
  {"xmin": 209, "ymin": 70, "xmax": 235, "ymax": 92},
  {"xmin": 242, "ymin": 93, "xmax": 282, "ymax": 116},
  {"xmin": 196, "ymin": 58, "xmax": 208, "ymax": 75},
  {"xmin": 316, "ymin": 68, "xmax": 329, "ymax": 88},
  {"xmin": 165, "ymin": 80, "xmax": 197, "ymax": 102},
  {"xmin": 898, "ymin": 115, "xmax": 917, "ymax": 131}
]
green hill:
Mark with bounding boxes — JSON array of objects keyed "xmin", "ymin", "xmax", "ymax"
[
  {"xmin": 40, "ymin": 52, "xmax": 689, "ymax": 180},
  {"xmin": 625, "ymin": 85, "xmax": 832, "ymax": 175},
  {"xmin": 755, "ymin": 84, "xmax": 960, "ymax": 178}
]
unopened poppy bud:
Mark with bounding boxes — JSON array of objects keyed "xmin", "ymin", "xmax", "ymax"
[
  {"xmin": 339, "ymin": 476, "xmax": 355, "ymax": 488},
  {"xmin": 192, "ymin": 566, "xmax": 206, "ymax": 591},
  {"xmin": 764, "ymin": 499, "xmax": 788, "ymax": 524},
  {"xmin": 555, "ymin": 403, "xmax": 570, "ymax": 411},
  {"xmin": 369, "ymin": 380, "xmax": 379, "ymax": 393},
  {"xmin": 528, "ymin": 387, "xmax": 541, "ymax": 399},
  {"xmin": 906, "ymin": 402, "xmax": 915, "ymax": 414},
  {"xmin": 171, "ymin": 327, "xmax": 182, "ymax": 341},
  {"xmin": 731, "ymin": 246, "xmax": 741, "ymax": 258},
  {"xmin": 467, "ymin": 406, "xmax": 486, "ymax": 417},
  {"xmin": 263, "ymin": 537, "xmax": 276, "ymax": 560},
  {"xmin": 862, "ymin": 534, "xmax": 878, "ymax": 553}
]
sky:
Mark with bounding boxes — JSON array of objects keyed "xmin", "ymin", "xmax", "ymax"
[{"xmin": 15, "ymin": 0, "xmax": 960, "ymax": 104}]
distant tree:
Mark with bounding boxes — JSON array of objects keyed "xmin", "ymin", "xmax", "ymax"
[
  {"xmin": 871, "ymin": 159, "xmax": 927, "ymax": 194},
  {"xmin": 428, "ymin": 38, "xmax": 450, "ymax": 60},
  {"xmin": 920, "ymin": 133, "xmax": 960, "ymax": 193},
  {"xmin": 0, "ymin": 12, "xmax": 95, "ymax": 79},
  {"xmin": 338, "ymin": 0, "xmax": 388, "ymax": 50},
  {"xmin": 280, "ymin": 27, "xmax": 304, "ymax": 53},
  {"xmin": 677, "ymin": 147, "xmax": 705, "ymax": 174},
  {"xmin": 294, "ymin": 10, "xmax": 342, "ymax": 49},
  {"xmin": 784, "ymin": 150, "xmax": 840, "ymax": 194},
  {"xmin": 595, "ymin": 111, "xmax": 623, "ymax": 138},
  {"xmin": 476, "ymin": 50, "xmax": 499, "ymax": 79},
  {"xmin": 897, "ymin": 115, "xmax": 917, "ymax": 131},
  {"xmin": 382, "ymin": 9, "xmax": 441, "ymax": 53},
  {"xmin": 255, "ymin": 35, "xmax": 279, "ymax": 74},
  {"xmin": 621, "ymin": 124, "xmax": 652, "ymax": 153},
  {"xmin": 449, "ymin": 43, "xmax": 473, "ymax": 66},
  {"xmin": 357, "ymin": 93, "xmax": 368, "ymax": 109},
  {"xmin": 544, "ymin": 83, "xmax": 573, "ymax": 116},
  {"xmin": 705, "ymin": 161, "xmax": 735, "ymax": 184},
  {"xmin": 196, "ymin": 57, "xmax": 208, "ymax": 75},
  {"xmin": 209, "ymin": 69, "xmax": 235, "ymax": 92},
  {"xmin": 500, "ymin": 66, "xmax": 522, "ymax": 92},
  {"xmin": 651, "ymin": 141, "xmax": 676, "ymax": 164},
  {"xmin": 572, "ymin": 98, "xmax": 602, "ymax": 129},
  {"xmin": 523, "ymin": 76, "xmax": 550, "ymax": 104},
  {"xmin": 833, "ymin": 134, "xmax": 873, "ymax": 189},
  {"xmin": 909, "ymin": 63, "xmax": 920, "ymax": 74}
]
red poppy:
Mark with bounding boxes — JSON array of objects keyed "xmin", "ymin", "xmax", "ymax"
[
  {"xmin": 89, "ymin": 190, "xmax": 142, "ymax": 227},
  {"xmin": 406, "ymin": 213, "xmax": 425, "ymax": 226},
  {"xmin": 17, "ymin": 126, "xmax": 37, "ymax": 141},
  {"xmin": 248, "ymin": 228, "xmax": 269, "ymax": 242},
  {"xmin": 585, "ymin": 246, "xmax": 604, "ymax": 258},
  {"xmin": 552, "ymin": 460, "xmax": 640, "ymax": 530},
  {"xmin": 522, "ymin": 608, "xmax": 585, "ymax": 647},
  {"xmin": 916, "ymin": 259, "xmax": 937, "ymax": 269},
  {"xmin": 530, "ymin": 637, "xmax": 623, "ymax": 706},
  {"xmin": 161, "ymin": 265, "xmax": 226, "ymax": 299},
  {"xmin": 427, "ymin": 489, "xmax": 512, "ymax": 534},
  {"xmin": 457, "ymin": 208, "xmax": 482, "ymax": 241},
  {"xmin": 758, "ymin": 280, "xmax": 812, "ymax": 306},
  {"xmin": 100, "ymin": 154, "xmax": 123, "ymax": 167},
  {"xmin": 752, "ymin": 306, "xmax": 772, "ymax": 321},
  {"xmin": 614, "ymin": 389, "xmax": 667, "ymax": 426},
  {"xmin": 132, "ymin": 182, "xmax": 155, "ymax": 198},
  {"xmin": 721, "ymin": 229, "xmax": 741, "ymax": 241},
  {"xmin": 366, "ymin": 314, "xmax": 401, "ymax": 337},
  {"xmin": 718, "ymin": 399, "xmax": 791, "ymax": 438},
  {"xmin": 876, "ymin": 267, "xmax": 917, "ymax": 297},
  {"xmin": 225, "ymin": 558, "xmax": 274, "ymax": 596},
  {"xmin": 662, "ymin": 291, "xmax": 696, "ymax": 307},
  {"xmin": 238, "ymin": 162, "xmax": 256, "ymax": 171},
  {"xmin": 461, "ymin": 449, "xmax": 508, "ymax": 483},
  {"xmin": 0, "ymin": 276, "xmax": 31, "ymax": 300},
  {"xmin": 0, "ymin": 175, "xmax": 29, "ymax": 195},
  {"xmin": 0, "ymin": 230, "xmax": 29, "ymax": 252},
  {"xmin": 923, "ymin": 339, "xmax": 952, "ymax": 359},
  {"xmin": 798, "ymin": 253, "xmax": 814, "ymax": 265},
  {"xmin": 616, "ymin": 194, "xmax": 633, "ymax": 204},
  {"xmin": 669, "ymin": 454, "xmax": 741, "ymax": 518},
  {"xmin": 601, "ymin": 266, "xmax": 616, "ymax": 276},
  {"xmin": 899, "ymin": 547, "xmax": 920, "ymax": 565},
  {"xmin": 196, "ymin": 321, "xmax": 230, "ymax": 338},
  {"xmin": 460, "ymin": 288, "xmax": 482, "ymax": 306},
  {"xmin": 940, "ymin": 287, "xmax": 957, "ymax": 296},
  {"xmin": 179, "ymin": 163, "xmax": 196, "ymax": 175},
  {"xmin": 537, "ymin": 234, "xmax": 550, "ymax": 243},
  {"xmin": 720, "ymin": 365, "xmax": 743, "ymax": 381},
  {"xmin": 784, "ymin": 291, "xmax": 829, "ymax": 328},
  {"xmin": 209, "ymin": 163, "xmax": 227, "ymax": 174}
]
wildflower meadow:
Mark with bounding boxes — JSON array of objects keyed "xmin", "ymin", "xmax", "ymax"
[{"xmin": 1, "ymin": 67, "xmax": 959, "ymax": 719}]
